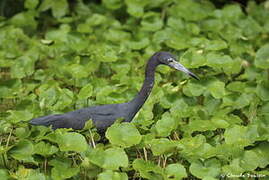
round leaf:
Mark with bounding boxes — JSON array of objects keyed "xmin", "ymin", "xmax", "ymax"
[
  {"xmin": 190, "ymin": 159, "xmax": 221, "ymax": 178},
  {"xmin": 255, "ymin": 44, "xmax": 269, "ymax": 69},
  {"xmin": 78, "ymin": 84, "xmax": 93, "ymax": 99},
  {"xmin": 207, "ymin": 80, "xmax": 225, "ymax": 99},
  {"xmin": 165, "ymin": 163, "xmax": 187, "ymax": 179},
  {"xmin": 9, "ymin": 140, "xmax": 34, "ymax": 162},
  {"xmin": 98, "ymin": 170, "xmax": 127, "ymax": 180},
  {"xmin": 150, "ymin": 138, "xmax": 176, "ymax": 156},
  {"xmin": 106, "ymin": 123, "xmax": 142, "ymax": 147},
  {"xmin": 57, "ymin": 132, "xmax": 88, "ymax": 152},
  {"xmin": 88, "ymin": 147, "xmax": 128, "ymax": 170}
]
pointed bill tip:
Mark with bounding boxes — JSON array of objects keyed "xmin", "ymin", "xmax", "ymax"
[{"xmin": 188, "ymin": 71, "xmax": 199, "ymax": 80}]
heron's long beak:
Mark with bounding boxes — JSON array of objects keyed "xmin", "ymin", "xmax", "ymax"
[{"xmin": 168, "ymin": 60, "xmax": 199, "ymax": 80}]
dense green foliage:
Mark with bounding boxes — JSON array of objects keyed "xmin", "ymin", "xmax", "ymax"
[{"xmin": 1, "ymin": 0, "xmax": 269, "ymax": 179}]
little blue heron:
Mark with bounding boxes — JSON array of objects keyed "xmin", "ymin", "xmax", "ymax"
[{"xmin": 30, "ymin": 52, "xmax": 198, "ymax": 132}]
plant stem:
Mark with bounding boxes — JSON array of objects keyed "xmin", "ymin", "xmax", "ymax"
[{"xmin": 143, "ymin": 147, "xmax": 147, "ymax": 161}]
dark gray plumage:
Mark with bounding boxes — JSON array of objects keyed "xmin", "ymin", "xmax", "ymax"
[{"xmin": 29, "ymin": 52, "xmax": 198, "ymax": 132}]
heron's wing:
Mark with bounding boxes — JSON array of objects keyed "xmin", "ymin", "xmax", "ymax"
[{"xmin": 73, "ymin": 104, "xmax": 126, "ymax": 131}]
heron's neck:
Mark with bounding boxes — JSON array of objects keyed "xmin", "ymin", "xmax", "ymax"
[{"xmin": 128, "ymin": 57, "xmax": 159, "ymax": 118}]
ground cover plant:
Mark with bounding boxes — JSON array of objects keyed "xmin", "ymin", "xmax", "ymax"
[{"xmin": 1, "ymin": 0, "xmax": 269, "ymax": 179}]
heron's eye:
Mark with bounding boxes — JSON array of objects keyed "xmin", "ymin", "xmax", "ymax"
[{"xmin": 167, "ymin": 58, "xmax": 173, "ymax": 63}]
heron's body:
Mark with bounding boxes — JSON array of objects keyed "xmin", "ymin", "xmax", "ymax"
[
  {"xmin": 30, "ymin": 52, "xmax": 198, "ymax": 132},
  {"xmin": 31, "ymin": 103, "xmax": 130, "ymax": 132}
]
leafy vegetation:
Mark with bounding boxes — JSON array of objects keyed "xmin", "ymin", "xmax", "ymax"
[{"xmin": 1, "ymin": 0, "xmax": 269, "ymax": 179}]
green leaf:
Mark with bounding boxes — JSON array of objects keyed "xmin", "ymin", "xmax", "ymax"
[
  {"xmin": 222, "ymin": 158, "xmax": 244, "ymax": 175},
  {"xmin": 211, "ymin": 117, "xmax": 229, "ymax": 129},
  {"xmin": 240, "ymin": 150, "xmax": 260, "ymax": 171},
  {"xmin": 184, "ymin": 120, "xmax": 217, "ymax": 133},
  {"xmin": 180, "ymin": 49, "xmax": 206, "ymax": 68},
  {"xmin": 15, "ymin": 127, "xmax": 31, "ymax": 139},
  {"xmin": 170, "ymin": 99, "xmax": 192, "ymax": 118},
  {"xmin": 78, "ymin": 84, "xmax": 93, "ymax": 99},
  {"xmin": 106, "ymin": 123, "xmax": 142, "ymax": 147},
  {"xmin": 255, "ymin": 44, "xmax": 269, "ymax": 69},
  {"xmin": 167, "ymin": 17, "xmax": 184, "ymax": 31},
  {"xmin": 235, "ymin": 93, "xmax": 253, "ymax": 108},
  {"xmin": 183, "ymin": 81, "xmax": 206, "ymax": 97},
  {"xmin": 190, "ymin": 159, "xmax": 221, "ymax": 179},
  {"xmin": 45, "ymin": 27, "xmax": 69, "ymax": 42},
  {"xmin": 204, "ymin": 40, "xmax": 228, "ymax": 51},
  {"xmin": 26, "ymin": 170, "xmax": 46, "ymax": 180},
  {"xmin": 85, "ymin": 14, "xmax": 106, "ymax": 26},
  {"xmin": 150, "ymin": 138, "xmax": 176, "ymax": 156},
  {"xmin": 0, "ymin": 169, "xmax": 9, "ymax": 180},
  {"xmin": 9, "ymin": 140, "xmax": 35, "ymax": 162},
  {"xmin": 105, "ymin": 29, "xmax": 131, "ymax": 43},
  {"xmin": 206, "ymin": 53, "xmax": 234, "ymax": 72},
  {"xmin": 102, "ymin": 0, "xmax": 123, "ymax": 10},
  {"xmin": 52, "ymin": 88, "xmax": 74, "ymax": 110},
  {"xmin": 201, "ymin": 19, "xmax": 223, "ymax": 32},
  {"xmin": 38, "ymin": 85, "xmax": 58, "ymax": 108},
  {"xmin": 165, "ymin": 35, "xmax": 190, "ymax": 50},
  {"xmin": 238, "ymin": 16, "xmax": 263, "ymax": 38},
  {"xmin": 13, "ymin": 167, "xmax": 46, "ymax": 180},
  {"xmin": 223, "ymin": 92, "xmax": 253, "ymax": 109},
  {"xmin": 7, "ymin": 110, "xmax": 33, "ymax": 123},
  {"xmin": 178, "ymin": 135, "xmax": 212, "ymax": 160},
  {"xmin": 226, "ymin": 81, "xmax": 245, "ymax": 92},
  {"xmin": 125, "ymin": 0, "xmax": 148, "ymax": 17},
  {"xmin": 10, "ymin": 56, "xmax": 36, "ymax": 79},
  {"xmin": 133, "ymin": 159, "xmax": 163, "ymax": 179},
  {"xmin": 68, "ymin": 64, "xmax": 89, "ymax": 79},
  {"xmin": 141, "ymin": 12, "xmax": 163, "ymax": 32},
  {"xmin": 56, "ymin": 132, "xmax": 88, "ymax": 152},
  {"xmin": 260, "ymin": 102, "xmax": 269, "ymax": 116},
  {"xmin": 96, "ymin": 44, "xmax": 118, "ymax": 62},
  {"xmin": 52, "ymin": 0, "xmax": 69, "ymax": 18},
  {"xmin": 77, "ymin": 23, "xmax": 93, "ymax": 33},
  {"xmin": 256, "ymin": 81, "xmax": 269, "ymax": 101},
  {"xmin": 88, "ymin": 147, "xmax": 128, "ymax": 170},
  {"xmin": 169, "ymin": 0, "xmax": 210, "ymax": 21},
  {"xmin": 155, "ymin": 112, "xmax": 177, "ymax": 137},
  {"xmin": 206, "ymin": 53, "xmax": 242, "ymax": 75},
  {"xmin": 50, "ymin": 159, "xmax": 79, "ymax": 180},
  {"xmin": 34, "ymin": 141, "xmax": 58, "ymax": 156},
  {"xmin": 51, "ymin": 167, "xmax": 79, "ymax": 180},
  {"xmin": 98, "ymin": 170, "xmax": 128, "ymax": 180},
  {"xmin": 165, "ymin": 163, "xmax": 187, "ymax": 180},
  {"xmin": 39, "ymin": 0, "xmax": 52, "ymax": 11},
  {"xmin": 128, "ymin": 38, "xmax": 149, "ymax": 50},
  {"xmin": 67, "ymin": 33, "xmax": 89, "ymax": 52},
  {"xmin": 9, "ymin": 12, "xmax": 37, "ymax": 31},
  {"xmin": 220, "ymin": 4, "xmax": 244, "ymax": 21},
  {"xmin": 224, "ymin": 125, "xmax": 250, "ymax": 147},
  {"xmin": 153, "ymin": 29, "xmax": 171, "ymax": 45},
  {"xmin": 25, "ymin": 0, "xmax": 39, "ymax": 9},
  {"xmin": 207, "ymin": 80, "xmax": 226, "ymax": 99},
  {"xmin": 252, "ymin": 142, "xmax": 269, "ymax": 168}
]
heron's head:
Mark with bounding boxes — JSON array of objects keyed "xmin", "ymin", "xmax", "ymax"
[{"xmin": 156, "ymin": 51, "xmax": 199, "ymax": 80}]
